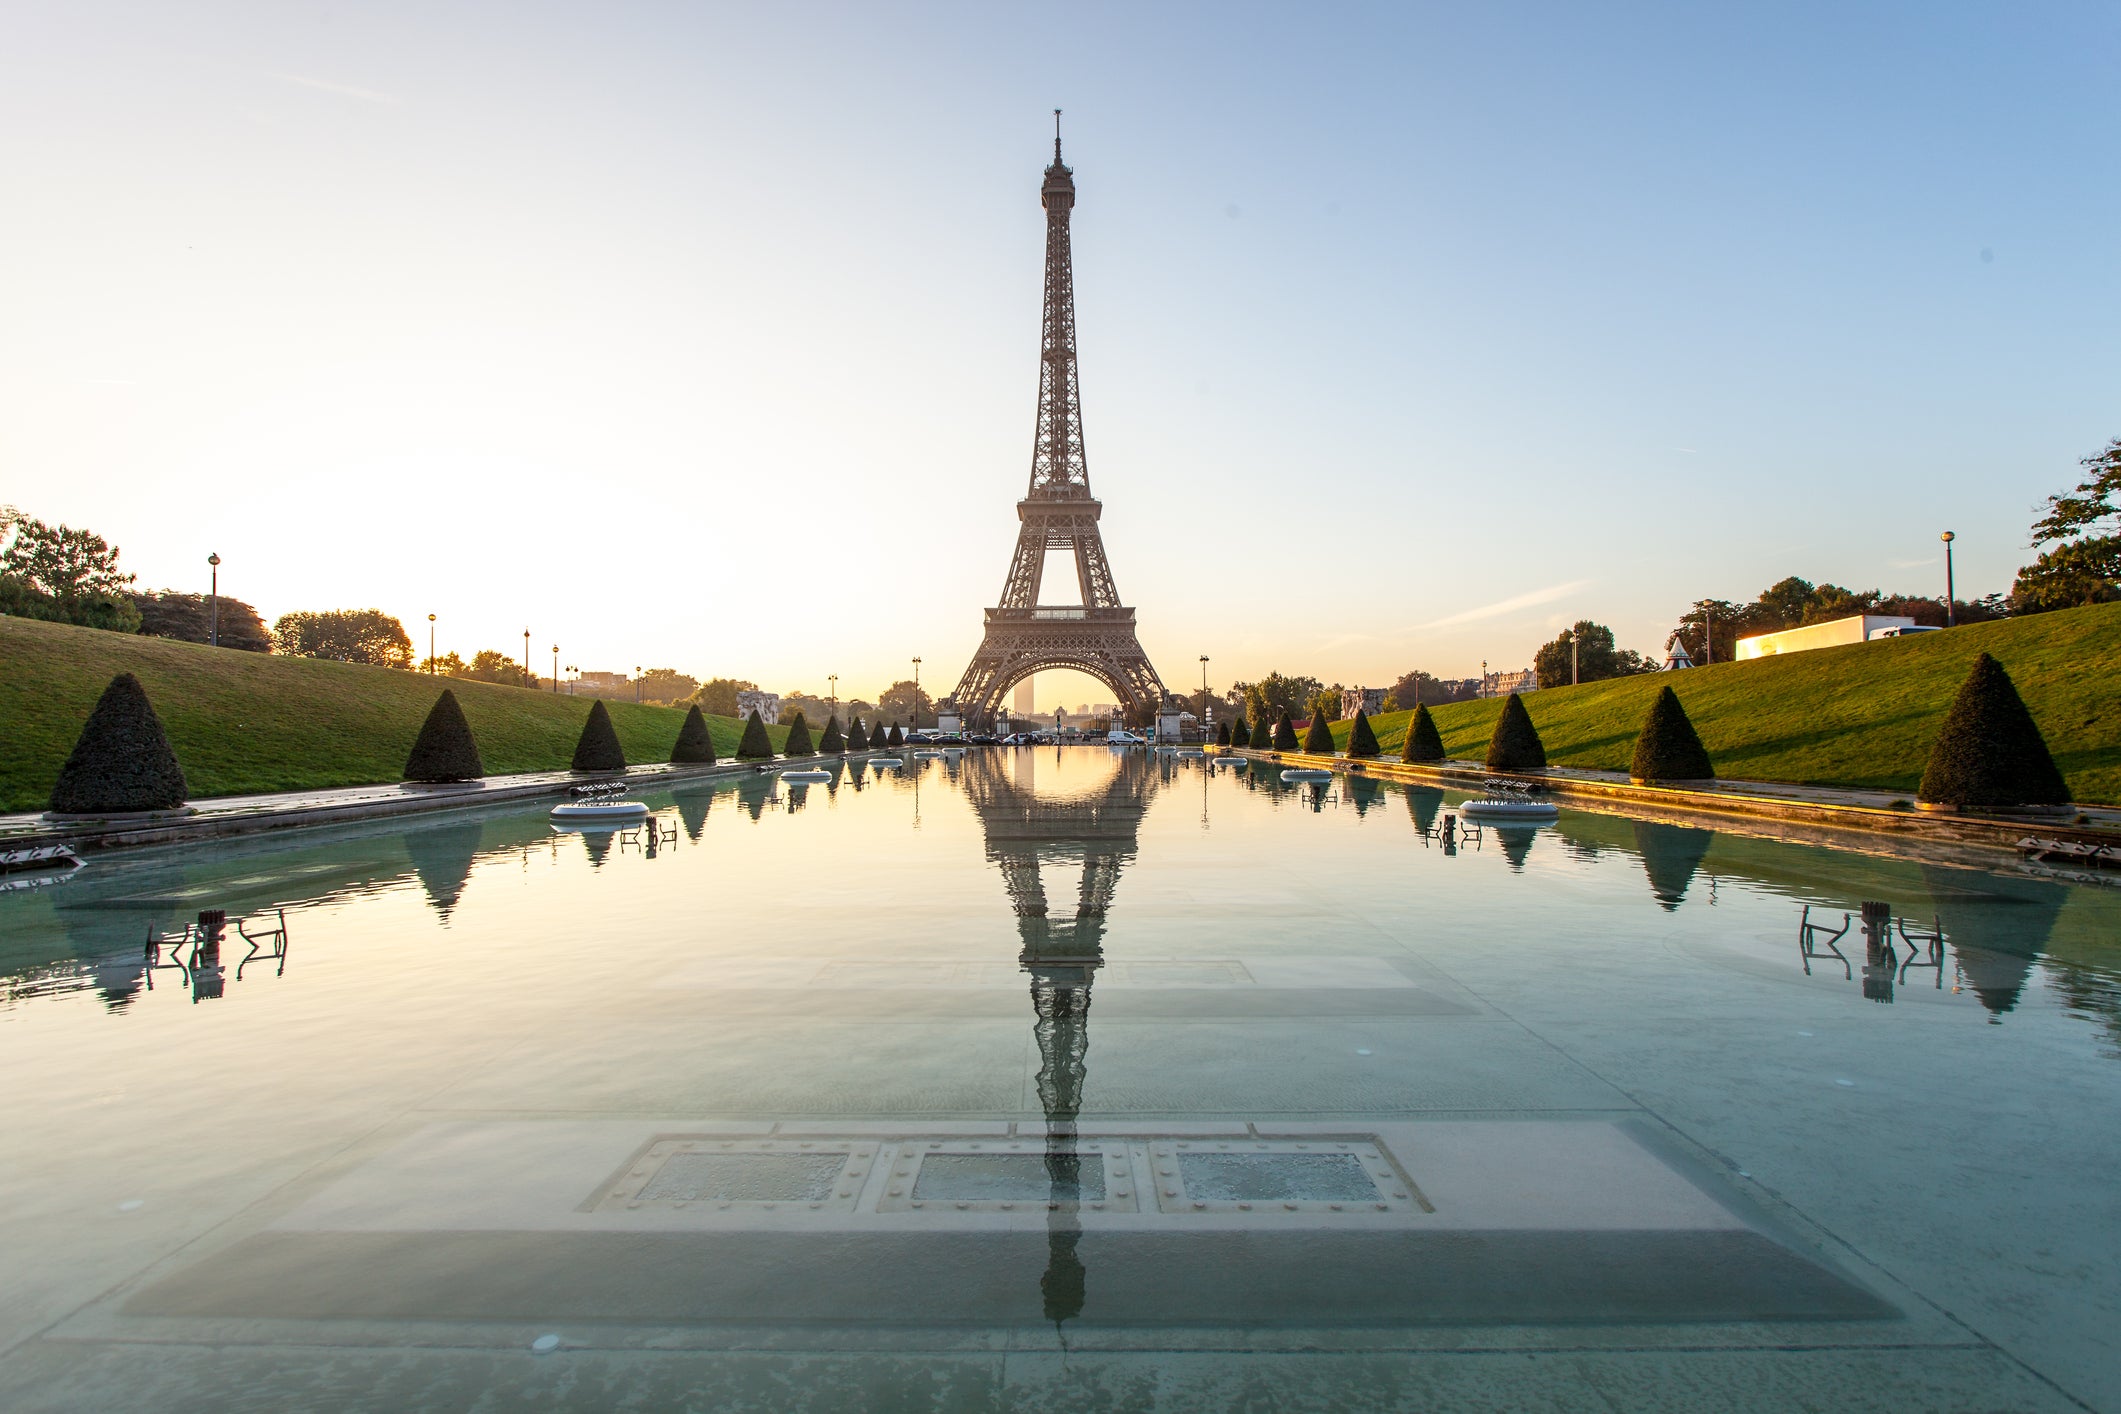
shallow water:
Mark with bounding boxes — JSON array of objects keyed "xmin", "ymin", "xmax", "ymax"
[{"xmin": 2, "ymin": 749, "xmax": 2117, "ymax": 1410}]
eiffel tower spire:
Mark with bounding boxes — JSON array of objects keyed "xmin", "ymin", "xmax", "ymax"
[{"xmin": 942, "ymin": 124, "xmax": 1171, "ymax": 730}]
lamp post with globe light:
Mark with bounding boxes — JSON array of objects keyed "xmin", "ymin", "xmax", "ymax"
[
  {"xmin": 1941, "ymin": 531, "xmax": 1957, "ymax": 627},
  {"xmin": 208, "ymin": 554, "xmax": 220, "ymax": 647}
]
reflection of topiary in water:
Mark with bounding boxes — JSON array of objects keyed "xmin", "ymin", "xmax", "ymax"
[
  {"xmin": 571, "ymin": 699, "xmax": 627, "ymax": 772},
  {"xmin": 886, "ymin": 723, "xmax": 904, "ymax": 748},
  {"xmin": 1229, "ymin": 717, "xmax": 1251, "ymax": 749},
  {"xmin": 404, "ymin": 688, "xmax": 485, "ymax": 782},
  {"xmin": 1402, "ymin": 704, "xmax": 1445, "ymax": 763},
  {"xmin": 819, "ymin": 715, "xmax": 845, "ymax": 753},
  {"xmin": 50, "ymin": 672, "xmax": 188, "ymax": 812},
  {"xmin": 1917, "ymin": 653, "xmax": 2069, "ymax": 808},
  {"xmin": 1484, "ymin": 693, "xmax": 1546, "ymax": 771},
  {"xmin": 670, "ymin": 704, "xmax": 716, "ymax": 764},
  {"xmin": 736, "ymin": 709, "xmax": 775, "ymax": 759},
  {"xmin": 1629, "ymin": 685, "xmax": 1713, "ymax": 782},
  {"xmin": 1215, "ymin": 720, "xmax": 1231, "ymax": 746},
  {"xmin": 1345, "ymin": 709, "xmax": 1381, "ymax": 759},
  {"xmin": 1272, "ymin": 712, "xmax": 1299, "ymax": 752}
]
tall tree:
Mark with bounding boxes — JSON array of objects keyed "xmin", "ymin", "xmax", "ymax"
[
  {"xmin": 131, "ymin": 590, "xmax": 273, "ymax": 652},
  {"xmin": 0, "ymin": 513, "xmax": 141, "ymax": 631},
  {"xmin": 1, "ymin": 514, "xmax": 134, "ymax": 607},
  {"xmin": 1533, "ymin": 620, "xmax": 1655, "ymax": 688},
  {"xmin": 689, "ymin": 678, "xmax": 760, "ymax": 717},
  {"xmin": 273, "ymin": 610, "xmax": 414, "ymax": 668},
  {"xmin": 878, "ymin": 679, "xmax": 935, "ymax": 725},
  {"xmin": 1231, "ymin": 672, "xmax": 1324, "ymax": 726}
]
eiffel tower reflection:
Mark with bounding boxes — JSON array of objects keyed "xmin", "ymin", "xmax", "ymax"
[{"xmin": 962, "ymin": 748, "xmax": 1160, "ymax": 1333}]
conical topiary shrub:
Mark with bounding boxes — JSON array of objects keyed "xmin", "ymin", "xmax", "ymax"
[
  {"xmin": 736, "ymin": 709, "xmax": 775, "ymax": 759},
  {"xmin": 1230, "ymin": 717, "xmax": 1252, "ymax": 749},
  {"xmin": 404, "ymin": 688, "xmax": 485, "ymax": 782},
  {"xmin": 1215, "ymin": 720, "xmax": 1231, "ymax": 746},
  {"xmin": 781, "ymin": 710, "xmax": 814, "ymax": 757},
  {"xmin": 847, "ymin": 717, "xmax": 869, "ymax": 751},
  {"xmin": 886, "ymin": 723, "xmax": 904, "ymax": 748},
  {"xmin": 1917, "ymin": 653, "xmax": 2069, "ymax": 809},
  {"xmin": 1303, "ymin": 714, "xmax": 1336, "ymax": 755},
  {"xmin": 1272, "ymin": 712, "xmax": 1299, "ymax": 752},
  {"xmin": 1402, "ymin": 704, "xmax": 1445, "ymax": 763},
  {"xmin": 819, "ymin": 715, "xmax": 845, "ymax": 753},
  {"xmin": 49, "ymin": 672, "xmax": 188, "ymax": 813},
  {"xmin": 1629, "ymin": 685, "xmax": 1713, "ymax": 783},
  {"xmin": 571, "ymin": 698, "xmax": 627, "ymax": 773},
  {"xmin": 1346, "ymin": 709, "xmax": 1381, "ymax": 759},
  {"xmin": 1484, "ymin": 693, "xmax": 1547, "ymax": 771},
  {"xmin": 670, "ymin": 704, "xmax": 716, "ymax": 764}
]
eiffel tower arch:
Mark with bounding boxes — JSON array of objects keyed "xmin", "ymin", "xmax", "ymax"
[{"xmin": 943, "ymin": 118, "xmax": 1172, "ymax": 730}]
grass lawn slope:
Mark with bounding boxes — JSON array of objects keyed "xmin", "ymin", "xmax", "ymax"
[
  {"xmin": 0, "ymin": 617, "xmax": 782, "ymax": 811},
  {"xmin": 1336, "ymin": 602, "xmax": 2121, "ymax": 805}
]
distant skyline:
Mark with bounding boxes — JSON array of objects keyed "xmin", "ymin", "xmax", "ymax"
[{"xmin": 4, "ymin": 3, "xmax": 2115, "ymax": 706}]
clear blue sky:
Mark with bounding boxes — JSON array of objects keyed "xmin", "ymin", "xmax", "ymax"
[{"xmin": 3, "ymin": 2, "xmax": 2113, "ymax": 703}]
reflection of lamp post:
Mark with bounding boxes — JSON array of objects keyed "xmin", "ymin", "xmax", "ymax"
[
  {"xmin": 912, "ymin": 656, "xmax": 922, "ymax": 732},
  {"xmin": 207, "ymin": 554, "xmax": 221, "ymax": 647},
  {"xmin": 427, "ymin": 613, "xmax": 436, "ymax": 674},
  {"xmin": 1941, "ymin": 531, "xmax": 1957, "ymax": 626},
  {"xmin": 551, "ymin": 645, "xmax": 559, "ymax": 693}
]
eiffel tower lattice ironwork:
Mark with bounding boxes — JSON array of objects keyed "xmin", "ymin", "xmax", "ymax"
[{"xmin": 942, "ymin": 117, "xmax": 1171, "ymax": 730}]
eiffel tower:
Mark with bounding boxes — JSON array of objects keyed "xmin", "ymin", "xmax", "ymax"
[{"xmin": 941, "ymin": 116, "xmax": 1172, "ymax": 730}]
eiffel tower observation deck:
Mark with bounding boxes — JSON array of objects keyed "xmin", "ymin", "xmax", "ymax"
[{"xmin": 942, "ymin": 116, "xmax": 1173, "ymax": 731}]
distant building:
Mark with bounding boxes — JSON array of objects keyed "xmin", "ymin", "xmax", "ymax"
[
  {"xmin": 1340, "ymin": 686, "xmax": 1386, "ymax": 719},
  {"xmin": 570, "ymin": 670, "xmax": 631, "ymax": 698},
  {"xmin": 1735, "ymin": 615, "xmax": 1917, "ymax": 661},
  {"xmin": 1484, "ymin": 669, "xmax": 1538, "ymax": 697},
  {"xmin": 735, "ymin": 689, "xmax": 782, "ymax": 725}
]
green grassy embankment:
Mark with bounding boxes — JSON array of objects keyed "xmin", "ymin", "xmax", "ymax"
[
  {"xmin": 1330, "ymin": 602, "xmax": 2121, "ymax": 805},
  {"xmin": 0, "ymin": 616, "xmax": 789, "ymax": 811}
]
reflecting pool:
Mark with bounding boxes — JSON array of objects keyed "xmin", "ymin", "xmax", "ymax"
[{"xmin": 2, "ymin": 749, "xmax": 2118, "ymax": 1410}]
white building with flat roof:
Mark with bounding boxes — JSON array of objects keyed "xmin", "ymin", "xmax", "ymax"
[{"xmin": 1735, "ymin": 615, "xmax": 1916, "ymax": 661}]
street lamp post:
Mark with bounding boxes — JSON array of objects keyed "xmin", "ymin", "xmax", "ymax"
[
  {"xmin": 207, "ymin": 554, "xmax": 220, "ymax": 647},
  {"xmin": 1481, "ymin": 659, "xmax": 1488, "ymax": 698},
  {"xmin": 1199, "ymin": 655, "xmax": 1210, "ymax": 732},
  {"xmin": 911, "ymin": 657, "xmax": 922, "ymax": 732},
  {"xmin": 428, "ymin": 614, "xmax": 436, "ymax": 674},
  {"xmin": 829, "ymin": 674, "xmax": 838, "ymax": 719},
  {"xmin": 523, "ymin": 629, "xmax": 531, "ymax": 688},
  {"xmin": 552, "ymin": 645, "xmax": 559, "ymax": 693},
  {"xmin": 565, "ymin": 664, "xmax": 577, "ymax": 695},
  {"xmin": 635, "ymin": 666, "xmax": 643, "ymax": 704},
  {"xmin": 1941, "ymin": 531, "xmax": 1957, "ymax": 626}
]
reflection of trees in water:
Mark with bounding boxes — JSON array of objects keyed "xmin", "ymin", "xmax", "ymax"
[
  {"xmin": 962, "ymin": 748, "xmax": 1162, "ymax": 1335},
  {"xmin": 1496, "ymin": 826, "xmax": 1537, "ymax": 871},
  {"xmin": 673, "ymin": 789, "xmax": 711, "ymax": 842},
  {"xmin": 1919, "ymin": 865, "xmax": 2070, "ymax": 1021},
  {"xmin": 1404, "ymin": 786, "xmax": 1444, "ymax": 835},
  {"xmin": 403, "ymin": 822, "xmax": 484, "ymax": 919},
  {"xmin": 1633, "ymin": 821, "xmax": 1715, "ymax": 911},
  {"xmin": 734, "ymin": 775, "xmax": 775, "ymax": 822},
  {"xmin": 580, "ymin": 830, "xmax": 614, "ymax": 869},
  {"xmin": 1346, "ymin": 776, "xmax": 1384, "ymax": 817}
]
